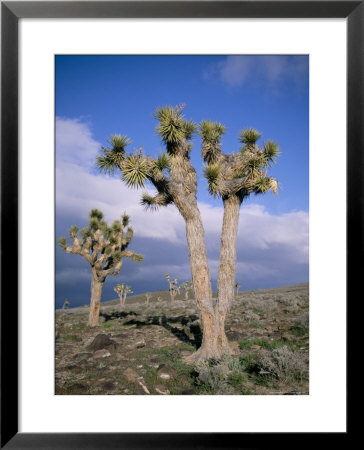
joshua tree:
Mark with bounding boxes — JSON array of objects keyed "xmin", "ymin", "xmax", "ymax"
[
  {"xmin": 58, "ymin": 209, "xmax": 143, "ymax": 327},
  {"xmin": 114, "ymin": 283, "xmax": 133, "ymax": 309},
  {"xmin": 181, "ymin": 281, "xmax": 193, "ymax": 300},
  {"xmin": 200, "ymin": 122, "xmax": 279, "ymax": 354},
  {"xmin": 62, "ymin": 299, "xmax": 70, "ymax": 310},
  {"xmin": 165, "ymin": 273, "xmax": 179, "ymax": 302},
  {"xmin": 96, "ymin": 106, "xmax": 279, "ymax": 361},
  {"xmin": 235, "ymin": 281, "xmax": 241, "ymax": 297},
  {"xmin": 145, "ymin": 292, "xmax": 152, "ymax": 305}
]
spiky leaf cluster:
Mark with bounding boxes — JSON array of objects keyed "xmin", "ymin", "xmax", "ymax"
[
  {"xmin": 155, "ymin": 105, "xmax": 197, "ymax": 148},
  {"xmin": 96, "ymin": 135, "xmax": 131, "ymax": 174},
  {"xmin": 203, "ymin": 163, "xmax": 221, "ymax": 196},
  {"xmin": 201, "ymin": 125, "xmax": 280, "ymax": 199},
  {"xmin": 58, "ymin": 209, "xmax": 143, "ymax": 277},
  {"xmin": 121, "ymin": 152, "xmax": 149, "ymax": 188},
  {"xmin": 199, "ymin": 121, "xmax": 226, "ymax": 164}
]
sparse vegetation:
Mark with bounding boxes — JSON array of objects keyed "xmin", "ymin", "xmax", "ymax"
[{"xmin": 55, "ymin": 283, "xmax": 309, "ymax": 395}]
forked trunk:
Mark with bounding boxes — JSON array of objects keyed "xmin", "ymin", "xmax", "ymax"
[
  {"xmin": 215, "ymin": 195, "xmax": 241, "ymax": 352},
  {"xmin": 89, "ymin": 270, "xmax": 104, "ymax": 327}
]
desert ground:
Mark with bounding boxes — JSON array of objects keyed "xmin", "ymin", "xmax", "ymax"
[{"xmin": 55, "ymin": 283, "xmax": 309, "ymax": 395}]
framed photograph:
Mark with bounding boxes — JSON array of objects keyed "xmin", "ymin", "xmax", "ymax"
[{"xmin": 2, "ymin": 1, "xmax": 357, "ymax": 447}]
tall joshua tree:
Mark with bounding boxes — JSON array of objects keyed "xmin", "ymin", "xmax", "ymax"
[
  {"xmin": 200, "ymin": 122, "xmax": 279, "ymax": 354},
  {"xmin": 96, "ymin": 106, "xmax": 279, "ymax": 361},
  {"xmin": 58, "ymin": 209, "xmax": 143, "ymax": 327},
  {"xmin": 97, "ymin": 106, "xmax": 215, "ymax": 361}
]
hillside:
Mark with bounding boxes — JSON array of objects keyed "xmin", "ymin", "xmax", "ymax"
[{"xmin": 55, "ymin": 283, "xmax": 309, "ymax": 395}]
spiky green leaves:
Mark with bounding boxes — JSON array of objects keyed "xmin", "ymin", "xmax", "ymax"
[
  {"xmin": 263, "ymin": 140, "xmax": 280, "ymax": 165},
  {"xmin": 204, "ymin": 163, "xmax": 220, "ymax": 196},
  {"xmin": 90, "ymin": 209, "xmax": 103, "ymax": 220},
  {"xmin": 96, "ymin": 135, "xmax": 131, "ymax": 174},
  {"xmin": 140, "ymin": 193, "xmax": 158, "ymax": 210},
  {"xmin": 131, "ymin": 253, "xmax": 144, "ymax": 263},
  {"xmin": 200, "ymin": 121, "xmax": 226, "ymax": 164},
  {"xmin": 58, "ymin": 237, "xmax": 67, "ymax": 250},
  {"xmin": 155, "ymin": 105, "xmax": 196, "ymax": 148},
  {"xmin": 200, "ymin": 121, "xmax": 226, "ymax": 142},
  {"xmin": 254, "ymin": 176, "xmax": 278, "ymax": 195},
  {"xmin": 239, "ymin": 128, "xmax": 261, "ymax": 147},
  {"xmin": 154, "ymin": 152, "xmax": 170, "ymax": 172},
  {"xmin": 121, "ymin": 153, "xmax": 148, "ymax": 188},
  {"xmin": 69, "ymin": 225, "xmax": 79, "ymax": 238}
]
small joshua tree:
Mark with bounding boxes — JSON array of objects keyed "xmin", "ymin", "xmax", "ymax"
[
  {"xmin": 114, "ymin": 283, "xmax": 133, "ymax": 309},
  {"xmin": 58, "ymin": 209, "xmax": 143, "ymax": 327},
  {"xmin": 181, "ymin": 281, "xmax": 193, "ymax": 300},
  {"xmin": 145, "ymin": 292, "xmax": 152, "ymax": 305},
  {"xmin": 235, "ymin": 281, "xmax": 241, "ymax": 297},
  {"xmin": 62, "ymin": 299, "xmax": 70, "ymax": 310},
  {"xmin": 165, "ymin": 273, "xmax": 179, "ymax": 302}
]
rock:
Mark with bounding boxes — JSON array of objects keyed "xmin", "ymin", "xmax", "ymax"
[
  {"xmin": 157, "ymin": 364, "xmax": 176, "ymax": 380},
  {"xmin": 123, "ymin": 367, "xmax": 140, "ymax": 383},
  {"xmin": 73, "ymin": 352, "xmax": 91, "ymax": 362},
  {"xmin": 281, "ymin": 334, "xmax": 290, "ymax": 341},
  {"xmin": 94, "ymin": 349, "xmax": 111, "ymax": 359},
  {"xmin": 180, "ymin": 350, "xmax": 192, "ymax": 357},
  {"xmin": 65, "ymin": 364, "xmax": 83, "ymax": 373},
  {"xmin": 89, "ymin": 334, "xmax": 116, "ymax": 352},
  {"xmin": 155, "ymin": 385, "xmax": 170, "ymax": 395},
  {"xmin": 135, "ymin": 339, "xmax": 146, "ymax": 348},
  {"xmin": 64, "ymin": 323, "xmax": 73, "ymax": 328},
  {"xmin": 251, "ymin": 344, "xmax": 261, "ymax": 350}
]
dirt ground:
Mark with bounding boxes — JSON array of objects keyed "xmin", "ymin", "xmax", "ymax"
[{"xmin": 55, "ymin": 283, "xmax": 309, "ymax": 395}]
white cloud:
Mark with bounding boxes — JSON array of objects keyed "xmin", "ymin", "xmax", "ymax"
[
  {"xmin": 56, "ymin": 117, "xmax": 308, "ymax": 298},
  {"xmin": 204, "ymin": 55, "xmax": 308, "ymax": 88}
]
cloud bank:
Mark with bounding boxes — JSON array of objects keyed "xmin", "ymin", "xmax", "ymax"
[{"xmin": 55, "ymin": 117, "xmax": 308, "ymax": 307}]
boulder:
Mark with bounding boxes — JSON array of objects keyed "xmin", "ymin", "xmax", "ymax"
[
  {"xmin": 157, "ymin": 364, "xmax": 176, "ymax": 380},
  {"xmin": 123, "ymin": 367, "xmax": 140, "ymax": 383},
  {"xmin": 94, "ymin": 349, "xmax": 111, "ymax": 359},
  {"xmin": 89, "ymin": 334, "xmax": 116, "ymax": 352},
  {"xmin": 155, "ymin": 385, "xmax": 170, "ymax": 395}
]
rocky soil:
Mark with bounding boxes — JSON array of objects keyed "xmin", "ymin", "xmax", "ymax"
[{"xmin": 55, "ymin": 283, "xmax": 309, "ymax": 395}]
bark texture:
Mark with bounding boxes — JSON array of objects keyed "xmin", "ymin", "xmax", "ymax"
[{"xmin": 89, "ymin": 272, "xmax": 105, "ymax": 327}]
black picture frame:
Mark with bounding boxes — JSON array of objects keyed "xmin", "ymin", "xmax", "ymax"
[{"xmin": 1, "ymin": 1, "xmax": 357, "ymax": 448}]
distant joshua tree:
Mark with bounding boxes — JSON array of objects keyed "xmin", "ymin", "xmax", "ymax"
[
  {"xmin": 145, "ymin": 292, "xmax": 152, "ymax": 305},
  {"xmin": 165, "ymin": 273, "xmax": 179, "ymax": 302},
  {"xmin": 114, "ymin": 283, "xmax": 133, "ymax": 309},
  {"xmin": 58, "ymin": 209, "xmax": 143, "ymax": 327},
  {"xmin": 62, "ymin": 299, "xmax": 70, "ymax": 310},
  {"xmin": 235, "ymin": 282, "xmax": 241, "ymax": 297},
  {"xmin": 181, "ymin": 281, "xmax": 193, "ymax": 300}
]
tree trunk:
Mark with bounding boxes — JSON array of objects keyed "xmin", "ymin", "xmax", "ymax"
[
  {"xmin": 215, "ymin": 195, "xmax": 241, "ymax": 353},
  {"xmin": 184, "ymin": 213, "xmax": 222, "ymax": 362},
  {"xmin": 89, "ymin": 271, "xmax": 104, "ymax": 327}
]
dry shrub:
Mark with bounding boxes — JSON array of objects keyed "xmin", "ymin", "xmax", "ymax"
[
  {"xmin": 243, "ymin": 310, "xmax": 260, "ymax": 322},
  {"xmin": 256, "ymin": 346, "xmax": 308, "ymax": 383},
  {"xmin": 294, "ymin": 312, "xmax": 309, "ymax": 329}
]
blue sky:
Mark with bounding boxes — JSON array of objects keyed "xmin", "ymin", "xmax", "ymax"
[{"xmin": 55, "ymin": 55, "xmax": 309, "ymax": 308}]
